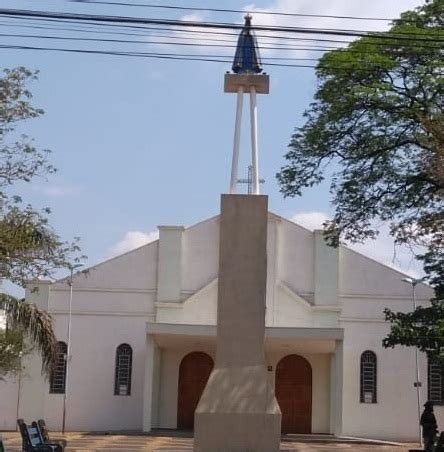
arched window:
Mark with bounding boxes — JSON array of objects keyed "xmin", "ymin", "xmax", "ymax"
[
  {"xmin": 49, "ymin": 341, "xmax": 67, "ymax": 394},
  {"xmin": 428, "ymin": 360, "xmax": 443, "ymax": 404},
  {"xmin": 114, "ymin": 344, "xmax": 132, "ymax": 396},
  {"xmin": 360, "ymin": 351, "xmax": 377, "ymax": 403}
]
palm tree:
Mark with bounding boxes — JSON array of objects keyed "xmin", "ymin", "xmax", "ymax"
[{"xmin": 0, "ymin": 293, "xmax": 56, "ymax": 377}]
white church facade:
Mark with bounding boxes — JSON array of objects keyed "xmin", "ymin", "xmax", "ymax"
[
  {"xmin": 0, "ymin": 212, "xmax": 439, "ymax": 441},
  {"xmin": 0, "ymin": 14, "xmax": 441, "ymax": 444}
]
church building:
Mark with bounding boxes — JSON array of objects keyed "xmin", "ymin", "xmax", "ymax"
[{"xmin": 0, "ymin": 15, "xmax": 439, "ymax": 443}]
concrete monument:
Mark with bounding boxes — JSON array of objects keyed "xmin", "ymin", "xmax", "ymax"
[{"xmin": 194, "ymin": 15, "xmax": 281, "ymax": 452}]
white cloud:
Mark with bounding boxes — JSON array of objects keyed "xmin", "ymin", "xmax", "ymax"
[
  {"xmin": 33, "ymin": 183, "xmax": 82, "ymax": 197},
  {"xmin": 291, "ymin": 210, "xmax": 330, "ymax": 231},
  {"xmin": 244, "ymin": 0, "xmax": 423, "ymax": 59},
  {"xmin": 290, "ymin": 210, "xmax": 423, "ymax": 277},
  {"xmin": 143, "ymin": 1, "xmax": 423, "ymax": 61},
  {"xmin": 107, "ymin": 230, "xmax": 159, "ymax": 259},
  {"xmin": 143, "ymin": 12, "xmax": 233, "ymax": 57}
]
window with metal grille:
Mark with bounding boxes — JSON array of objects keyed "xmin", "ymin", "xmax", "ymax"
[
  {"xmin": 360, "ymin": 351, "xmax": 377, "ymax": 403},
  {"xmin": 428, "ymin": 361, "xmax": 443, "ymax": 404},
  {"xmin": 114, "ymin": 344, "xmax": 132, "ymax": 396},
  {"xmin": 49, "ymin": 341, "xmax": 67, "ymax": 394}
]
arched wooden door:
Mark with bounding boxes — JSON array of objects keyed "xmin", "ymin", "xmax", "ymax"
[
  {"xmin": 177, "ymin": 352, "xmax": 214, "ymax": 430},
  {"xmin": 276, "ymin": 354, "xmax": 312, "ymax": 434}
]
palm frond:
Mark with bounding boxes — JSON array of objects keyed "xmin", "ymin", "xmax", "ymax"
[{"xmin": 0, "ymin": 293, "xmax": 57, "ymax": 377}]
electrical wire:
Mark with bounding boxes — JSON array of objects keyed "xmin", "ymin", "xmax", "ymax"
[
  {"xmin": 1, "ymin": 9, "xmax": 443, "ymax": 43},
  {"xmin": 2, "ymin": 12, "xmax": 442, "ymax": 51},
  {"xmin": 68, "ymin": 0, "xmax": 398, "ymax": 22},
  {"xmin": 0, "ymin": 19, "xmax": 362, "ymax": 47},
  {"xmin": 3, "ymin": 29, "xmax": 442, "ymax": 55},
  {"xmin": 0, "ymin": 43, "xmax": 318, "ymax": 67},
  {"xmin": 0, "ymin": 43, "xmax": 322, "ymax": 62},
  {"xmin": 2, "ymin": 43, "xmax": 442, "ymax": 73},
  {"xmin": 0, "ymin": 7, "xmax": 442, "ymax": 71},
  {"xmin": 0, "ymin": 32, "xmax": 356, "ymax": 52}
]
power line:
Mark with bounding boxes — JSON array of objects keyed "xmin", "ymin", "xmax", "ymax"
[
  {"xmin": 0, "ymin": 32, "xmax": 354, "ymax": 52},
  {"xmin": 0, "ymin": 18, "xmax": 361, "ymax": 47},
  {"xmin": 0, "ymin": 44, "xmax": 319, "ymax": 67},
  {"xmin": 2, "ymin": 12, "xmax": 442, "ymax": 51},
  {"xmin": 0, "ymin": 27, "xmax": 348, "ymax": 50},
  {"xmin": 0, "ymin": 42, "xmax": 321, "ymax": 61},
  {"xmin": 68, "ymin": 0, "xmax": 398, "ymax": 22},
  {"xmin": 1, "ymin": 9, "xmax": 443, "ymax": 43},
  {"xmin": 2, "ymin": 44, "xmax": 442, "ymax": 73},
  {"xmin": 3, "ymin": 29, "xmax": 443, "ymax": 55}
]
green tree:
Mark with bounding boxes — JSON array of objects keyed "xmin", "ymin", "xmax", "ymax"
[
  {"xmin": 0, "ymin": 67, "xmax": 79, "ymax": 376},
  {"xmin": 382, "ymin": 299, "xmax": 444, "ymax": 363},
  {"xmin": 277, "ymin": 0, "xmax": 443, "ymax": 297},
  {"xmin": 1, "ymin": 67, "xmax": 80, "ymax": 286},
  {"xmin": 0, "ymin": 294, "xmax": 56, "ymax": 378},
  {"xmin": 277, "ymin": 1, "xmax": 443, "ymax": 356}
]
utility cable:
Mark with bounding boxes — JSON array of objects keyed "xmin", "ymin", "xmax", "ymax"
[
  {"xmin": 1, "ymin": 9, "xmax": 443, "ymax": 43},
  {"xmin": 68, "ymin": 0, "xmax": 398, "ymax": 22},
  {"xmin": 3, "ymin": 32, "xmax": 443, "ymax": 55},
  {"xmin": 2, "ymin": 43, "xmax": 442, "ymax": 73}
]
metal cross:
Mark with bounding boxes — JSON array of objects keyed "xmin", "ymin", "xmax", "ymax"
[{"xmin": 237, "ymin": 165, "xmax": 265, "ymax": 194}]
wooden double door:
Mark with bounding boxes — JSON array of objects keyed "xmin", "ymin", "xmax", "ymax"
[
  {"xmin": 177, "ymin": 352, "xmax": 214, "ymax": 430},
  {"xmin": 275, "ymin": 354, "xmax": 312, "ymax": 434},
  {"xmin": 176, "ymin": 352, "xmax": 312, "ymax": 434}
]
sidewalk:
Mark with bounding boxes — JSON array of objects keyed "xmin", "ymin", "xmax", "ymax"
[{"xmin": 0, "ymin": 431, "xmax": 416, "ymax": 451}]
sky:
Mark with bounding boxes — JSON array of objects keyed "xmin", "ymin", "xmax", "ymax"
[{"xmin": 2, "ymin": 0, "xmax": 425, "ymax": 296}]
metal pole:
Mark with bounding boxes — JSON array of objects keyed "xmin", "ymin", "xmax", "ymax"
[
  {"xmin": 230, "ymin": 86, "xmax": 244, "ymax": 194},
  {"xmin": 15, "ymin": 359, "xmax": 22, "ymax": 430},
  {"xmin": 249, "ymin": 86, "xmax": 259, "ymax": 195},
  {"xmin": 62, "ymin": 267, "xmax": 74, "ymax": 434},
  {"xmin": 412, "ymin": 282, "xmax": 423, "ymax": 448}
]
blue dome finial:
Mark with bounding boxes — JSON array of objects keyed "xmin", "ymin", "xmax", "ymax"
[{"xmin": 232, "ymin": 14, "xmax": 263, "ymax": 74}]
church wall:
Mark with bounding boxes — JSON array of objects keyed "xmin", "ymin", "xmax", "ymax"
[
  {"xmin": 181, "ymin": 217, "xmax": 219, "ymax": 293},
  {"xmin": 341, "ymin": 296, "xmax": 427, "ymax": 320},
  {"xmin": 277, "ymin": 219, "xmax": 315, "ymax": 297},
  {"xmin": 60, "ymin": 241, "xmax": 158, "ymax": 291},
  {"xmin": 157, "ymin": 281, "xmax": 218, "ymax": 325},
  {"xmin": 341, "ymin": 320, "xmax": 429, "ymax": 441},
  {"xmin": 340, "ymin": 247, "xmax": 433, "ymax": 301},
  {"xmin": 4, "ymin": 212, "xmax": 437, "ymax": 439},
  {"xmin": 48, "ymin": 289, "xmax": 155, "ymax": 318},
  {"xmin": 274, "ymin": 285, "xmax": 313, "ymax": 327},
  {"xmin": 39, "ymin": 313, "xmax": 149, "ymax": 431},
  {"xmin": 0, "ymin": 376, "xmax": 19, "ymax": 430}
]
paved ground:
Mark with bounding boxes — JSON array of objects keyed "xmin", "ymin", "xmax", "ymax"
[{"xmin": 0, "ymin": 432, "xmax": 418, "ymax": 451}]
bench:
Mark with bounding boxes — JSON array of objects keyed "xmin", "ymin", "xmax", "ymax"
[
  {"xmin": 37, "ymin": 420, "xmax": 67, "ymax": 450},
  {"xmin": 17, "ymin": 419, "xmax": 63, "ymax": 452}
]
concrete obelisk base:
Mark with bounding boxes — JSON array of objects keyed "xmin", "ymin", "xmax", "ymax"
[{"xmin": 194, "ymin": 194, "xmax": 281, "ymax": 452}]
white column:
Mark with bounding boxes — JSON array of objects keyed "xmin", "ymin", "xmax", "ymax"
[
  {"xmin": 142, "ymin": 335, "xmax": 160, "ymax": 432},
  {"xmin": 229, "ymin": 86, "xmax": 244, "ymax": 194},
  {"xmin": 330, "ymin": 340, "xmax": 343, "ymax": 436},
  {"xmin": 249, "ymin": 86, "xmax": 260, "ymax": 195}
]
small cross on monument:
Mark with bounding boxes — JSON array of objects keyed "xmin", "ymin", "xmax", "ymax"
[{"xmin": 237, "ymin": 165, "xmax": 265, "ymax": 194}]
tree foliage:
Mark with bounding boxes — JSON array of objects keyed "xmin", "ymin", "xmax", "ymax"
[
  {"xmin": 0, "ymin": 67, "xmax": 80, "ymax": 287},
  {"xmin": 277, "ymin": 0, "xmax": 443, "ymax": 298},
  {"xmin": 0, "ymin": 328, "xmax": 28, "ymax": 379},
  {"xmin": 0, "ymin": 67, "xmax": 82, "ymax": 376},
  {"xmin": 383, "ymin": 299, "xmax": 444, "ymax": 364},
  {"xmin": 0, "ymin": 294, "xmax": 57, "ymax": 378}
]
